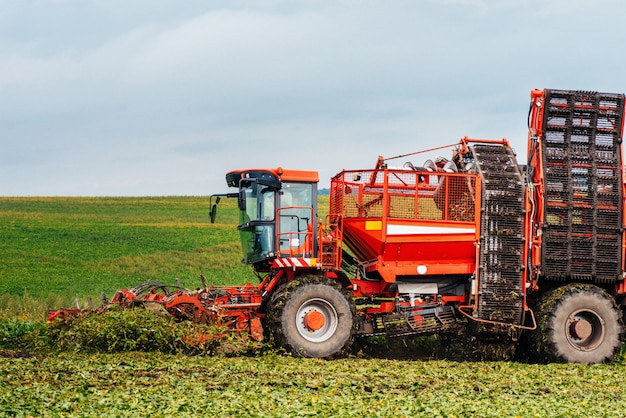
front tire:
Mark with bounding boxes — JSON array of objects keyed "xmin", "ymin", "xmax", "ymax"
[
  {"xmin": 268, "ymin": 277, "xmax": 354, "ymax": 358},
  {"xmin": 534, "ymin": 284, "xmax": 623, "ymax": 364}
]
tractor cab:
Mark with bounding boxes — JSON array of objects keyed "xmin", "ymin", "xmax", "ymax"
[{"xmin": 222, "ymin": 167, "xmax": 319, "ymax": 270}]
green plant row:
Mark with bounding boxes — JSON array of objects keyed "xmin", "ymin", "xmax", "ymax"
[{"xmin": 2, "ymin": 349, "xmax": 626, "ymax": 417}]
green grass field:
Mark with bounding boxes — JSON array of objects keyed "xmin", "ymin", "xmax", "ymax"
[
  {"xmin": 1, "ymin": 196, "xmax": 626, "ymax": 417},
  {"xmin": 0, "ymin": 196, "xmax": 256, "ymax": 319}
]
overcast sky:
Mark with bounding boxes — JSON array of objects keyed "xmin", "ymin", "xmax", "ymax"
[{"xmin": 1, "ymin": 0, "xmax": 625, "ymax": 196}]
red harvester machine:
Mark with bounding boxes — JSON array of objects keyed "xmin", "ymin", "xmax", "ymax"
[{"xmin": 50, "ymin": 88, "xmax": 626, "ymax": 363}]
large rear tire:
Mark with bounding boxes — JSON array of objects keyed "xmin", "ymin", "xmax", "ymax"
[
  {"xmin": 534, "ymin": 284, "xmax": 623, "ymax": 364},
  {"xmin": 267, "ymin": 276, "xmax": 354, "ymax": 358}
]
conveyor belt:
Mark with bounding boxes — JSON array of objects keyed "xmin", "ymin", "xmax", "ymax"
[
  {"xmin": 540, "ymin": 90, "xmax": 624, "ymax": 283},
  {"xmin": 470, "ymin": 144, "xmax": 525, "ymax": 325}
]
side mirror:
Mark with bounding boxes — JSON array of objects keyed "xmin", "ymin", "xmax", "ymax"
[
  {"xmin": 238, "ymin": 189, "xmax": 246, "ymax": 211},
  {"xmin": 210, "ymin": 204, "xmax": 218, "ymax": 223},
  {"xmin": 209, "ymin": 192, "xmax": 240, "ymax": 224},
  {"xmin": 209, "ymin": 196, "xmax": 222, "ymax": 224}
]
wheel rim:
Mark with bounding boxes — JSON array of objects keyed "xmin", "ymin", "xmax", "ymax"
[
  {"xmin": 565, "ymin": 308, "xmax": 605, "ymax": 351},
  {"xmin": 296, "ymin": 298, "xmax": 339, "ymax": 343}
]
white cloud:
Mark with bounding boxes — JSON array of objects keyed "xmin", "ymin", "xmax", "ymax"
[{"xmin": 1, "ymin": 0, "xmax": 626, "ymax": 195}]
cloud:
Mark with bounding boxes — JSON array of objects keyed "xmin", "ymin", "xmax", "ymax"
[{"xmin": 1, "ymin": 0, "xmax": 626, "ymax": 195}]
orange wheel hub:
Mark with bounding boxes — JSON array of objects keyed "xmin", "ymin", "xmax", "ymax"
[{"xmin": 303, "ymin": 310, "xmax": 325, "ymax": 331}]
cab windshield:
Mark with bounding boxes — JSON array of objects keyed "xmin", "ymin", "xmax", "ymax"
[
  {"xmin": 241, "ymin": 183, "xmax": 275, "ymax": 222},
  {"xmin": 238, "ymin": 181, "xmax": 277, "ymax": 265},
  {"xmin": 236, "ymin": 178, "xmax": 317, "ymax": 265}
]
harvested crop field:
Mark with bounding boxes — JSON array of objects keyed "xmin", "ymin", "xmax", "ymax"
[
  {"xmin": 2, "ymin": 352, "xmax": 626, "ymax": 417},
  {"xmin": 1, "ymin": 196, "xmax": 625, "ymax": 417}
]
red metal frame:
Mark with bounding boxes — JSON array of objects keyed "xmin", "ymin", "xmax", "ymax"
[{"xmin": 327, "ymin": 164, "xmax": 481, "ymax": 283}]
